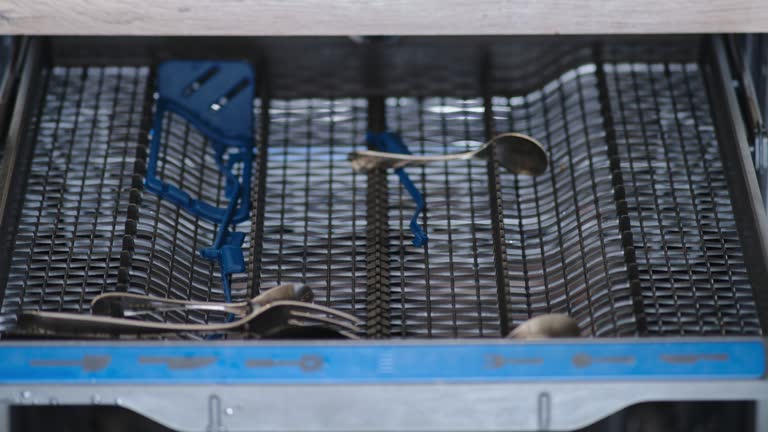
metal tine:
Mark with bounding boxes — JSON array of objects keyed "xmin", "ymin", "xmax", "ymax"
[
  {"xmin": 91, "ymin": 292, "xmax": 250, "ymax": 317},
  {"xmin": 270, "ymin": 301, "xmax": 364, "ymax": 326},
  {"xmin": 18, "ymin": 310, "xmax": 233, "ymax": 335},
  {"xmin": 18, "ymin": 302, "xmax": 358, "ymax": 336},
  {"xmin": 276, "ymin": 319, "xmax": 362, "ymax": 340},
  {"xmin": 251, "ymin": 310, "xmax": 362, "ymax": 340},
  {"xmin": 90, "ymin": 283, "xmax": 310, "ymax": 317},
  {"xmin": 334, "ymin": 330, "xmax": 361, "ymax": 340},
  {"xmin": 18, "ymin": 294, "xmax": 360, "ymax": 337},
  {"xmin": 284, "ymin": 309, "xmax": 363, "ymax": 333}
]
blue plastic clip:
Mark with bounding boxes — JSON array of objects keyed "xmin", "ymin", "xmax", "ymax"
[
  {"xmin": 366, "ymin": 132, "xmax": 428, "ymax": 247},
  {"xmin": 147, "ymin": 60, "xmax": 256, "ymax": 302}
]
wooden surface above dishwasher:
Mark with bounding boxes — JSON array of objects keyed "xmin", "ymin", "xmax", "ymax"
[{"xmin": 0, "ymin": 0, "xmax": 767, "ymax": 35}]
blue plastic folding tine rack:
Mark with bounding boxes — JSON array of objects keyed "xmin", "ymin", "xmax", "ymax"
[{"xmin": 145, "ymin": 60, "xmax": 256, "ymax": 304}]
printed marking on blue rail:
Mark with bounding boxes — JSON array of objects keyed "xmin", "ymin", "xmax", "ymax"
[{"xmin": 0, "ymin": 341, "xmax": 763, "ymax": 384}]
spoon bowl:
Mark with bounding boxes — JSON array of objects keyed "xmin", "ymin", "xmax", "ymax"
[
  {"xmin": 507, "ymin": 313, "xmax": 581, "ymax": 339},
  {"xmin": 477, "ymin": 132, "xmax": 548, "ymax": 176}
]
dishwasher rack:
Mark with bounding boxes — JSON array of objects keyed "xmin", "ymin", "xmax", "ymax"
[{"xmin": 0, "ymin": 35, "xmax": 767, "ymax": 431}]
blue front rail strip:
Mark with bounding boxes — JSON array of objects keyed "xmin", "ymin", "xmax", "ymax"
[{"xmin": 0, "ymin": 340, "xmax": 763, "ymax": 384}]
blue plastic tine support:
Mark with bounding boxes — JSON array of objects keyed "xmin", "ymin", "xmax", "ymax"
[
  {"xmin": 366, "ymin": 131, "xmax": 428, "ymax": 247},
  {"xmin": 146, "ymin": 60, "xmax": 256, "ymax": 303}
]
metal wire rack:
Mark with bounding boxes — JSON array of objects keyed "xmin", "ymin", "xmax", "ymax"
[
  {"xmin": 0, "ymin": 49, "xmax": 761, "ymax": 337},
  {"xmin": 606, "ymin": 62, "xmax": 760, "ymax": 335},
  {"xmin": 0, "ymin": 66, "xmax": 147, "ymax": 331},
  {"xmin": 256, "ymin": 98, "xmax": 369, "ymax": 324},
  {"xmin": 386, "ymin": 97, "xmax": 500, "ymax": 337},
  {"xmin": 493, "ymin": 64, "xmax": 636, "ymax": 336},
  {"xmin": 126, "ymin": 108, "xmax": 253, "ymax": 325}
]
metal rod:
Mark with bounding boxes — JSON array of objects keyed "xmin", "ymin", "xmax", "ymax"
[
  {"xmin": 117, "ymin": 65, "xmax": 155, "ymax": 296},
  {"xmin": 0, "ymin": 38, "xmax": 47, "ymax": 320},
  {"xmin": 364, "ymin": 40, "xmax": 391, "ymax": 338},
  {"xmin": 248, "ymin": 56, "xmax": 271, "ymax": 298},
  {"xmin": 593, "ymin": 44, "xmax": 648, "ymax": 335},
  {"xmin": 481, "ymin": 51, "xmax": 511, "ymax": 336},
  {"xmin": 702, "ymin": 35, "xmax": 768, "ymax": 334}
]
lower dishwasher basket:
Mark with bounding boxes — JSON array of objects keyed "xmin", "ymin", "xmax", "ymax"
[{"xmin": 0, "ymin": 34, "xmax": 766, "ymax": 431}]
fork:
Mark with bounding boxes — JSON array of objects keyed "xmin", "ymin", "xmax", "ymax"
[{"xmin": 17, "ymin": 284, "xmax": 362, "ymax": 338}]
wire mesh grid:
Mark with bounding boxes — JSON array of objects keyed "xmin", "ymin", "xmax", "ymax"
[
  {"xmin": 269, "ymin": 43, "xmax": 364, "ymax": 99},
  {"xmin": 493, "ymin": 64, "xmax": 637, "ymax": 336},
  {"xmin": 0, "ymin": 55, "xmax": 761, "ymax": 338},
  {"xmin": 256, "ymin": 98, "xmax": 369, "ymax": 323},
  {"xmin": 0, "ymin": 66, "xmax": 148, "ymax": 330},
  {"xmin": 491, "ymin": 45, "xmax": 593, "ymax": 96},
  {"xmin": 125, "ymin": 109, "xmax": 253, "ymax": 325},
  {"xmin": 606, "ymin": 62, "xmax": 761, "ymax": 335},
  {"xmin": 381, "ymin": 47, "xmax": 479, "ymax": 97},
  {"xmin": 385, "ymin": 97, "xmax": 501, "ymax": 337}
]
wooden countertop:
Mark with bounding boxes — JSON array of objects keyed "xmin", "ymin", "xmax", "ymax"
[{"xmin": 1, "ymin": 0, "xmax": 767, "ymax": 35}]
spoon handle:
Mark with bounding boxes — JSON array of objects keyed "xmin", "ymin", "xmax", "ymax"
[{"xmin": 348, "ymin": 149, "xmax": 476, "ymax": 172}]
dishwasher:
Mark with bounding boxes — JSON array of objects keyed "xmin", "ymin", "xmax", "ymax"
[{"xmin": 0, "ymin": 34, "xmax": 767, "ymax": 431}]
